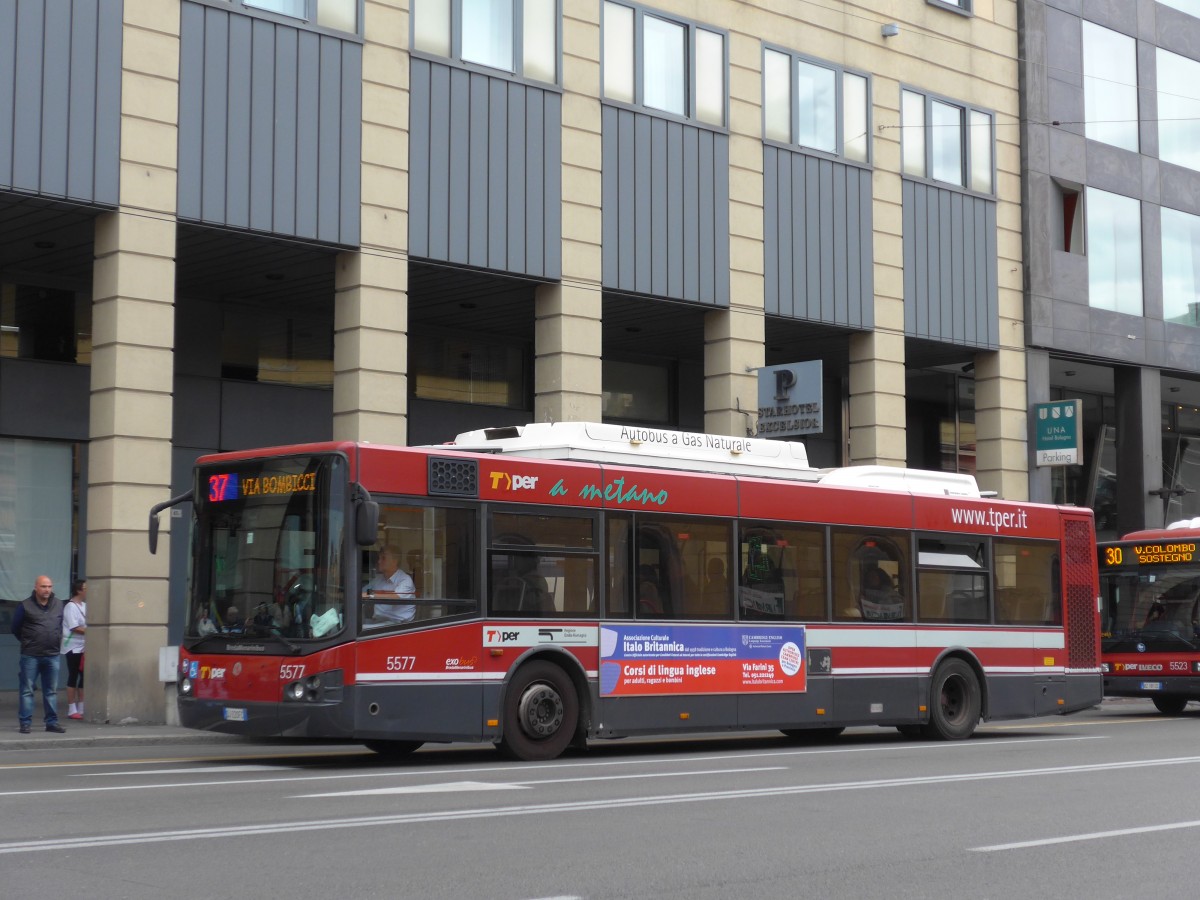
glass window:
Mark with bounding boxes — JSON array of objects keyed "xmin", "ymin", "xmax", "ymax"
[
  {"xmin": 413, "ymin": 0, "xmax": 557, "ymax": 82},
  {"xmin": 603, "ymin": 1, "xmax": 635, "ymax": 103},
  {"xmin": 523, "ymin": 0, "xmax": 558, "ymax": 83},
  {"xmin": 643, "ymin": 16, "xmax": 686, "ymax": 116},
  {"xmin": 602, "ymin": 2, "xmax": 725, "ymax": 126},
  {"xmin": 236, "ymin": 0, "xmax": 357, "ymax": 32},
  {"xmin": 1162, "ymin": 207, "xmax": 1200, "ymax": 327},
  {"xmin": 411, "ymin": 332, "xmax": 529, "ymax": 408},
  {"xmin": 994, "ymin": 540, "xmax": 1060, "ymax": 626},
  {"xmin": 739, "ymin": 523, "xmax": 826, "ymax": 621},
  {"xmin": 1159, "ymin": 0, "xmax": 1199, "ymax": 14},
  {"xmin": 764, "ymin": 48, "xmax": 869, "ymax": 162},
  {"xmin": 968, "ymin": 109, "xmax": 992, "ymax": 193},
  {"xmin": 0, "ymin": 283, "xmax": 90, "ymax": 363},
  {"xmin": 1085, "ymin": 187, "xmax": 1143, "ymax": 316},
  {"xmin": 414, "ymin": 0, "xmax": 452, "ymax": 56},
  {"xmin": 221, "ymin": 305, "xmax": 333, "ymax": 387},
  {"xmin": 903, "ymin": 89, "xmax": 993, "ymax": 194},
  {"xmin": 1082, "ymin": 22, "xmax": 1139, "ymax": 152},
  {"xmin": 462, "ymin": 0, "xmax": 514, "ymax": 71},
  {"xmin": 361, "ymin": 503, "xmax": 479, "ymax": 628},
  {"xmin": 832, "ymin": 530, "xmax": 910, "ymax": 622},
  {"xmin": 763, "ymin": 49, "xmax": 792, "ymax": 143},
  {"xmin": 0, "ymin": 439, "xmax": 74, "ymax": 609},
  {"xmin": 931, "ymin": 99, "xmax": 964, "ymax": 186},
  {"xmin": 1157, "ymin": 48, "xmax": 1200, "ymax": 171},
  {"xmin": 917, "ymin": 536, "xmax": 987, "ymax": 623},
  {"xmin": 191, "ymin": 455, "xmax": 347, "ymax": 641},
  {"xmin": 602, "ymin": 359, "xmax": 671, "ymax": 423},
  {"xmin": 796, "ymin": 60, "xmax": 837, "ymax": 154},
  {"xmin": 619, "ymin": 516, "xmax": 734, "ymax": 619},
  {"xmin": 843, "ymin": 72, "xmax": 869, "ymax": 163},
  {"xmin": 489, "ymin": 512, "xmax": 598, "ymax": 617},
  {"xmin": 695, "ymin": 28, "xmax": 725, "ymax": 126},
  {"xmin": 244, "ymin": 0, "xmax": 306, "ymax": 18},
  {"xmin": 901, "ymin": 89, "xmax": 926, "ymax": 177}
]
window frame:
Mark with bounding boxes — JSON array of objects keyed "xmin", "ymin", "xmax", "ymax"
[
  {"xmin": 410, "ymin": 0, "xmax": 562, "ymax": 86},
  {"xmin": 900, "ymin": 86, "xmax": 995, "ymax": 196},
  {"xmin": 761, "ymin": 44, "xmax": 872, "ymax": 165},
  {"xmin": 204, "ymin": 0, "xmax": 364, "ymax": 37},
  {"xmin": 602, "ymin": 0, "xmax": 729, "ymax": 129},
  {"xmin": 926, "ymin": 0, "xmax": 973, "ymax": 15}
]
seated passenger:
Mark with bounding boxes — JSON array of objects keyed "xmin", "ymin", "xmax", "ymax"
[{"xmin": 860, "ymin": 567, "xmax": 903, "ymax": 621}]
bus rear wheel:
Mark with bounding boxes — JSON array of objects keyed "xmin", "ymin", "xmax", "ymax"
[
  {"xmin": 500, "ymin": 661, "xmax": 579, "ymax": 761},
  {"xmin": 364, "ymin": 739, "xmax": 424, "ymax": 757},
  {"xmin": 922, "ymin": 658, "xmax": 980, "ymax": 741},
  {"xmin": 1152, "ymin": 696, "xmax": 1188, "ymax": 715}
]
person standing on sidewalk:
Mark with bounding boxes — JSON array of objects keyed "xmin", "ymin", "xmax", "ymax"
[
  {"xmin": 10, "ymin": 575, "xmax": 66, "ymax": 734},
  {"xmin": 62, "ymin": 579, "xmax": 87, "ymax": 720}
]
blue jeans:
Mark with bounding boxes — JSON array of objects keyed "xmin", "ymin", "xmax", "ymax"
[{"xmin": 18, "ymin": 654, "xmax": 61, "ymax": 728}]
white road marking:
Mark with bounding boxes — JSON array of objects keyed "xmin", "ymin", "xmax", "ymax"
[
  {"xmin": 299, "ymin": 767, "xmax": 786, "ymax": 797},
  {"xmin": 75, "ymin": 765, "xmax": 288, "ymax": 777},
  {"xmin": 971, "ymin": 819, "xmax": 1200, "ymax": 852},
  {"xmin": 2, "ymin": 754, "xmax": 1199, "ymax": 855},
  {"xmin": 0, "ymin": 735, "xmax": 1100, "ymax": 797}
]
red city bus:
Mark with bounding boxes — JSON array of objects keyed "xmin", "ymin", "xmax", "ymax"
[
  {"xmin": 151, "ymin": 422, "xmax": 1102, "ymax": 760},
  {"xmin": 1099, "ymin": 518, "xmax": 1200, "ymax": 713}
]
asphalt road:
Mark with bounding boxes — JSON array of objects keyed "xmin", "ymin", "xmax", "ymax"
[{"xmin": 3, "ymin": 699, "xmax": 1199, "ymax": 900}]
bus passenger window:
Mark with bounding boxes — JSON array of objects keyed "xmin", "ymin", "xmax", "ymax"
[{"xmin": 832, "ymin": 530, "xmax": 909, "ymax": 622}]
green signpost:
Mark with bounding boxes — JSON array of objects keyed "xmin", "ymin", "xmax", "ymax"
[{"xmin": 1033, "ymin": 400, "xmax": 1082, "ymax": 466}]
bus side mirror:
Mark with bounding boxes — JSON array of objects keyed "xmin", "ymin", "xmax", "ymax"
[
  {"xmin": 148, "ymin": 491, "xmax": 194, "ymax": 555},
  {"xmin": 149, "ymin": 512, "xmax": 161, "ymax": 555},
  {"xmin": 356, "ymin": 499, "xmax": 379, "ymax": 547}
]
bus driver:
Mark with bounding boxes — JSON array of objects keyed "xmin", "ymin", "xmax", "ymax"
[{"xmin": 364, "ymin": 545, "xmax": 416, "ymax": 625}]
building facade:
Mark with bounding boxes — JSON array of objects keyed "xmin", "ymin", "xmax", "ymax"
[
  {"xmin": 1020, "ymin": 0, "xmax": 1200, "ymax": 539},
  {"xmin": 1, "ymin": 0, "xmax": 1026, "ymax": 714}
]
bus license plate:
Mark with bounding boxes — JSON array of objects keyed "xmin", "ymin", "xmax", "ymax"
[
  {"xmin": 223, "ymin": 708, "xmax": 248, "ymax": 722},
  {"xmin": 1140, "ymin": 682, "xmax": 1162, "ymax": 691}
]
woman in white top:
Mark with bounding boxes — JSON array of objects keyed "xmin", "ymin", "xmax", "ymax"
[{"xmin": 62, "ymin": 579, "xmax": 87, "ymax": 720}]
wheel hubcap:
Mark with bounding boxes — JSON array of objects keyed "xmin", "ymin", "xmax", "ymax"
[
  {"xmin": 518, "ymin": 683, "xmax": 564, "ymax": 737},
  {"xmin": 941, "ymin": 675, "xmax": 965, "ymax": 723}
]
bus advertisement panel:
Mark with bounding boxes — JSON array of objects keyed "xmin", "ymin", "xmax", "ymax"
[
  {"xmin": 1099, "ymin": 520, "xmax": 1200, "ymax": 714},
  {"xmin": 156, "ymin": 423, "xmax": 1102, "ymax": 761}
]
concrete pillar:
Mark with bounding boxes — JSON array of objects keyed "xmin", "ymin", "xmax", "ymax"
[
  {"xmin": 848, "ymin": 331, "xmax": 906, "ymax": 466},
  {"xmin": 975, "ymin": 346, "xmax": 1030, "ymax": 500},
  {"xmin": 86, "ymin": 0, "xmax": 180, "ymax": 723},
  {"xmin": 705, "ymin": 30, "xmax": 765, "ymax": 438},
  {"xmin": 535, "ymin": 0, "xmax": 604, "ymax": 423},
  {"xmin": 333, "ymin": 0, "xmax": 410, "ymax": 444},
  {"xmin": 1025, "ymin": 348, "xmax": 1053, "ymax": 503},
  {"xmin": 1116, "ymin": 365, "xmax": 1163, "ymax": 533}
]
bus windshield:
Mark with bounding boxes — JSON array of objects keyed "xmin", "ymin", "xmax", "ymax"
[
  {"xmin": 188, "ymin": 454, "xmax": 347, "ymax": 644},
  {"xmin": 1100, "ymin": 563, "xmax": 1200, "ymax": 651}
]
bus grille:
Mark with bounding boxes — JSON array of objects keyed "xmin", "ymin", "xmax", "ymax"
[
  {"xmin": 1063, "ymin": 518, "xmax": 1099, "ymax": 669},
  {"xmin": 429, "ymin": 456, "xmax": 478, "ymax": 497}
]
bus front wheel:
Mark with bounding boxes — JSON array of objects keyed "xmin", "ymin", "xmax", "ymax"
[
  {"xmin": 1152, "ymin": 696, "xmax": 1188, "ymax": 715},
  {"xmin": 500, "ymin": 661, "xmax": 579, "ymax": 761},
  {"xmin": 922, "ymin": 658, "xmax": 980, "ymax": 741}
]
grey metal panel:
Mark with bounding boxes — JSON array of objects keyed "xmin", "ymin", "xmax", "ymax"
[
  {"xmin": 272, "ymin": 27, "xmax": 298, "ymax": 235},
  {"xmin": 0, "ymin": 1, "xmax": 14, "ymax": 187},
  {"xmin": 249, "ymin": 21, "xmax": 276, "ymax": 233},
  {"xmin": 40, "ymin": 0, "xmax": 71, "ymax": 196},
  {"xmin": 316, "ymin": 36, "xmax": 341, "ymax": 244},
  {"xmin": 902, "ymin": 180, "xmax": 998, "ymax": 348},
  {"xmin": 407, "ymin": 58, "xmax": 561, "ymax": 279},
  {"xmin": 768, "ymin": 148, "xmax": 873, "ymax": 328},
  {"xmin": 226, "ymin": 14, "xmax": 253, "ymax": 230},
  {"xmin": 448, "ymin": 68, "xmax": 471, "ymax": 264},
  {"xmin": 487, "ymin": 79, "xmax": 508, "ymax": 270},
  {"xmin": 650, "ymin": 118, "xmax": 667, "ymax": 296},
  {"xmin": 408, "ymin": 59, "xmax": 430, "ymax": 259},
  {"xmin": 0, "ymin": 0, "xmax": 118, "ymax": 202},
  {"xmin": 293, "ymin": 30, "xmax": 319, "ymax": 239},
  {"xmin": 601, "ymin": 106, "xmax": 728, "ymax": 304},
  {"xmin": 201, "ymin": 11, "xmax": 229, "ymax": 223},
  {"xmin": 507, "ymin": 86, "xmax": 527, "ymax": 272},
  {"xmin": 177, "ymin": 3, "xmax": 361, "ymax": 246}
]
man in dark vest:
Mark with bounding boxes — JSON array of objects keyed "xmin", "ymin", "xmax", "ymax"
[{"xmin": 11, "ymin": 575, "xmax": 67, "ymax": 734}]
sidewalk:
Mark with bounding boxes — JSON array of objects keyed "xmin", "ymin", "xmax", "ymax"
[{"xmin": 0, "ymin": 691, "xmax": 247, "ymax": 751}]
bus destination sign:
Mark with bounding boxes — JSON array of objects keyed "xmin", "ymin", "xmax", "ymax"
[
  {"xmin": 207, "ymin": 471, "xmax": 317, "ymax": 502},
  {"xmin": 1101, "ymin": 542, "xmax": 1197, "ymax": 567}
]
